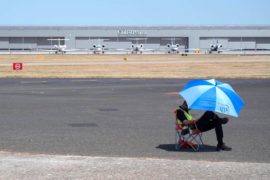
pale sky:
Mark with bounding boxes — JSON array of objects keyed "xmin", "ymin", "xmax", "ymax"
[{"xmin": 0, "ymin": 0, "xmax": 269, "ymax": 26}]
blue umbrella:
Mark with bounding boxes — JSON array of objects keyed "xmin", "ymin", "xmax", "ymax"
[{"xmin": 179, "ymin": 79, "xmax": 244, "ymax": 117}]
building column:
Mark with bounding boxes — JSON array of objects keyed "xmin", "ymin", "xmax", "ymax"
[
  {"xmin": 65, "ymin": 34, "xmax": 76, "ymax": 49},
  {"xmin": 188, "ymin": 35, "xmax": 200, "ymax": 49}
]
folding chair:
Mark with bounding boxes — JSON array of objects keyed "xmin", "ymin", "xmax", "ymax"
[{"xmin": 174, "ymin": 110, "xmax": 204, "ymax": 151}]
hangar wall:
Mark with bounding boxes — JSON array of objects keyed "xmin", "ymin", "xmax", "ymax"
[{"xmin": 0, "ymin": 26, "xmax": 270, "ymax": 50}]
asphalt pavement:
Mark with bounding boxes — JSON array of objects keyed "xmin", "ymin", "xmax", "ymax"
[{"xmin": 0, "ymin": 78, "xmax": 270, "ymax": 163}]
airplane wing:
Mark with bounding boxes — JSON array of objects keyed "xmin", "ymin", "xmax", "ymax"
[
  {"xmin": 157, "ymin": 48, "xmax": 190, "ymax": 51},
  {"xmin": 110, "ymin": 48, "xmax": 132, "ymax": 52},
  {"xmin": 199, "ymin": 48, "xmax": 240, "ymax": 53},
  {"xmin": 155, "ymin": 47, "xmax": 204, "ymax": 54},
  {"xmin": 63, "ymin": 48, "xmax": 89, "ymax": 52},
  {"xmin": 37, "ymin": 48, "xmax": 89, "ymax": 53},
  {"xmin": 38, "ymin": 49, "xmax": 58, "ymax": 52},
  {"xmin": 141, "ymin": 48, "xmax": 156, "ymax": 52}
]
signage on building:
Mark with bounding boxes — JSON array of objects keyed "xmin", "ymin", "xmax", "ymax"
[
  {"xmin": 13, "ymin": 62, "xmax": 23, "ymax": 70},
  {"xmin": 117, "ymin": 30, "xmax": 147, "ymax": 37}
]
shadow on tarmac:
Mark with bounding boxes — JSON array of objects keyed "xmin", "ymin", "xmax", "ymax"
[{"xmin": 156, "ymin": 144, "xmax": 217, "ymax": 152}]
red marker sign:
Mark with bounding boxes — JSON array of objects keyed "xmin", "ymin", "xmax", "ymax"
[{"xmin": 13, "ymin": 63, "xmax": 23, "ymax": 70}]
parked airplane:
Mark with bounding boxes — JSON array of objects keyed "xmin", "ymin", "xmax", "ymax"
[
  {"xmin": 46, "ymin": 38, "xmax": 69, "ymax": 54},
  {"xmin": 120, "ymin": 38, "xmax": 154, "ymax": 54},
  {"xmin": 162, "ymin": 38, "xmax": 192, "ymax": 54},
  {"xmin": 44, "ymin": 38, "xmax": 85, "ymax": 54},
  {"xmin": 166, "ymin": 43, "xmax": 182, "ymax": 54},
  {"xmin": 131, "ymin": 43, "xmax": 145, "ymax": 54},
  {"xmin": 88, "ymin": 39, "xmax": 109, "ymax": 54},
  {"xmin": 91, "ymin": 44, "xmax": 106, "ymax": 54},
  {"xmin": 208, "ymin": 40, "xmax": 223, "ymax": 54}
]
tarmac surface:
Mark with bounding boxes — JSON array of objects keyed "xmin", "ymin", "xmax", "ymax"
[{"xmin": 0, "ymin": 78, "xmax": 270, "ymax": 179}]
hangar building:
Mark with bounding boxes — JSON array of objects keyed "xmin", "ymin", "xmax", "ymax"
[{"xmin": 0, "ymin": 26, "xmax": 270, "ymax": 51}]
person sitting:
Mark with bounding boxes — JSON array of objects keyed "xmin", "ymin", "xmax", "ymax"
[{"xmin": 176, "ymin": 100, "xmax": 232, "ymax": 151}]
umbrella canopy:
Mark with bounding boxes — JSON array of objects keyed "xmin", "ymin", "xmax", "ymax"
[{"xmin": 179, "ymin": 79, "xmax": 244, "ymax": 117}]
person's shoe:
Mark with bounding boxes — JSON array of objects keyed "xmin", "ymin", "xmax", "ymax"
[
  {"xmin": 216, "ymin": 143, "xmax": 232, "ymax": 151},
  {"xmin": 218, "ymin": 117, "xmax": 229, "ymax": 124}
]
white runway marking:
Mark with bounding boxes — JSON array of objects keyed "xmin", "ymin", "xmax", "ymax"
[
  {"xmin": 71, "ymin": 79, "xmax": 97, "ymax": 82},
  {"xmin": 20, "ymin": 81, "xmax": 48, "ymax": 84}
]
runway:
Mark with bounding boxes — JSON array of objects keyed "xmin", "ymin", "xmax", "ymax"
[{"xmin": 0, "ymin": 78, "xmax": 270, "ymax": 163}]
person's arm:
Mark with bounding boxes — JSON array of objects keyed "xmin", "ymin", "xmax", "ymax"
[{"xmin": 183, "ymin": 119, "xmax": 197, "ymax": 126}]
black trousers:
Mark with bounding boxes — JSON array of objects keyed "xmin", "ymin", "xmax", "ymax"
[{"xmin": 196, "ymin": 111, "xmax": 224, "ymax": 145}]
